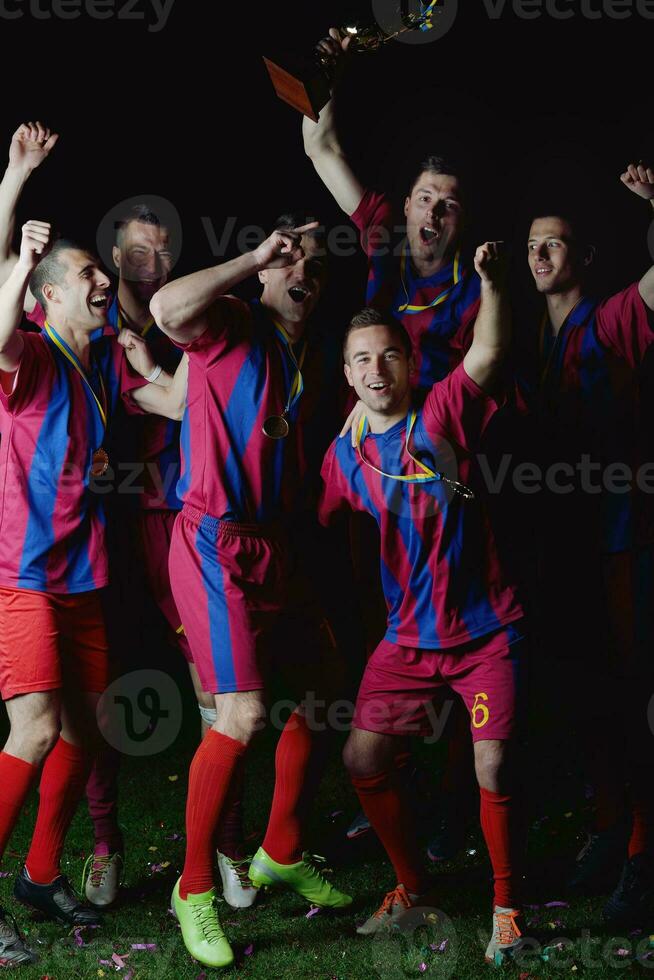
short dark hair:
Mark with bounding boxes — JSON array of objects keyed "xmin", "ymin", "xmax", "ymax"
[
  {"xmin": 407, "ymin": 154, "xmax": 466, "ymax": 198},
  {"xmin": 343, "ymin": 307, "xmax": 413, "ymax": 360},
  {"xmin": 271, "ymin": 211, "xmax": 326, "ymax": 252},
  {"xmin": 115, "ymin": 203, "xmax": 164, "ymax": 246},
  {"xmin": 528, "ymin": 200, "xmax": 596, "ymax": 252},
  {"xmin": 29, "ymin": 238, "xmax": 89, "ymax": 310}
]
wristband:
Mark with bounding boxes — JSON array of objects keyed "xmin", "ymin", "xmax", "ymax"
[{"xmin": 145, "ymin": 364, "xmax": 163, "ymax": 384}]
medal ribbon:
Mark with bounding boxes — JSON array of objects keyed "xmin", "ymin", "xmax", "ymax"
[
  {"xmin": 397, "ymin": 243, "xmax": 462, "ymax": 313},
  {"xmin": 271, "ymin": 318, "xmax": 307, "ymax": 416},
  {"xmin": 419, "ymin": 0, "xmax": 439, "ymax": 30},
  {"xmin": 116, "ymin": 304, "xmax": 155, "ymax": 337},
  {"xmin": 354, "ymin": 410, "xmax": 474, "ymax": 498},
  {"xmin": 43, "ymin": 321, "xmax": 108, "ymax": 433}
]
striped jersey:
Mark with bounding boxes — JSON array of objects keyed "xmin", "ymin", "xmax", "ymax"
[
  {"xmin": 318, "ymin": 363, "xmax": 523, "ymax": 648},
  {"xmin": 175, "ymin": 296, "xmax": 323, "ymax": 524},
  {"xmin": 351, "ymin": 188, "xmax": 481, "ymax": 391},
  {"xmin": 29, "ymin": 298, "xmax": 183, "ymax": 511},
  {"xmin": 0, "ymin": 328, "xmax": 145, "ymax": 593},
  {"xmin": 533, "ymin": 282, "xmax": 654, "ymax": 554}
]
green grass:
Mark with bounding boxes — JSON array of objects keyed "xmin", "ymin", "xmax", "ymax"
[{"xmin": 1, "ymin": 665, "xmax": 653, "ymax": 979}]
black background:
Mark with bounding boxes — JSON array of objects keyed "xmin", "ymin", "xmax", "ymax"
[{"xmin": 1, "ymin": 0, "xmax": 652, "ymax": 319}]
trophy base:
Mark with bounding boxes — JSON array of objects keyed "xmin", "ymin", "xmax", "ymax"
[{"xmin": 263, "ymin": 54, "xmax": 331, "ymax": 121}]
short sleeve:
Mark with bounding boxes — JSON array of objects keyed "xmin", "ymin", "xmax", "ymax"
[
  {"xmin": 173, "ymin": 296, "xmax": 251, "ymax": 366},
  {"xmin": 421, "ymin": 362, "xmax": 503, "ymax": 454},
  {"xmin": 350, "ymin": 188, "xmax": 394, "ymax": 260},
  {"xmin": 318, "ymin": 442, "xmax": 354, "ymax": 526},
  {"xmin": 595, "ymin": 281, "xmax": 654, "ymax": 368},
  {"xmin": 0, "ymin": 333, "xmax": 52, "ymax": 415},
  {"xmin": 26, "ymin": 300, "xmax": 46, "ymax": 329}
]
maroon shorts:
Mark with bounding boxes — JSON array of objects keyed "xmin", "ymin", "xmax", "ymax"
[
  {"xmin": 138, "ymin": 509, "xmax": 192, "ymax": 663},
  {"xmin": 353, "ymin": 621, "xmax": 527, "ymax": 742}
]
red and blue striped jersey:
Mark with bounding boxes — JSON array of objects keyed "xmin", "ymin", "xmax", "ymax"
[
  {"xmin": 318, "ymin": 363, "xmax": 523, "ymax": 648},
  {"xmin": 534, "ymin": 282, "xmax": 654, "ymax": 554},
  {"xmin": 176, "ymin": 297, "xmax": 323, "ymax": 524},
  {"xmin": 29, "ymin": 298, "xmax": 183, "ymax": 511},
  {"xmin": 351, "ymin": 189, "xmax": 481, "ymax": 391},
  {"xmin": 0, "ymin": 328, "xmax": 145, "ymax": 593}
]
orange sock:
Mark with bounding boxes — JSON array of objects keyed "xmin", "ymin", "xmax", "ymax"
[
  {"xmin": 180, "ymin": 730, "xmax": 247, "ymax": 899},
  {"xmin": 25, "ymin": 738, "xmax": 90, "ymax": 884}
]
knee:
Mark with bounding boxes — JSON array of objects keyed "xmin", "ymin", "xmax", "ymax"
[
  {"xmin": 12, "ymin": 720, "xmax": 59, "ymax": 764},
  {"xmin": 343, "ymin": 736, "xmax": 382, "ymax": 780},
  {"xmin": 214, "ymin": 698, "xmax": 266, "ymax": 746},
  {"xmin": 474, "ymin": 742, "xmax": 508, "ymax": 793}
]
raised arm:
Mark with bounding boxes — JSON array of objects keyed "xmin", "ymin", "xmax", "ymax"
[
  {"xmin": 620, "ymin": 162, "xmax": 654, "ymax": 311},
  {"xmin": 463, "ymin": 242, "xmax": 510, "ymax": 394},
  {"xmin": 149, "ymin": 222, "xmax": 317, "ymax": 343},
  {"xmin": 302, "ymin": 29, "xmax": 365, "ymax": 217},
  {"xmin": 0, "ymin": 122, "xmax": 58, "ymax": 311},
  {"xmin": 0, "ymin": 220, "xmax": 50, "ymax": 376}
]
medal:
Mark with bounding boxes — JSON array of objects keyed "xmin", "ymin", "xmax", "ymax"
[
  {"xmin": 262, "ymin": 414, "xmax": 290, "ymax": 439},
  {"xmin": 262, "ymin": 319, "xmax": 307, "ymax": 440},
  {"xmin": 355, "ymin": 411, "xmax": 475, "ymax": 499},
  {"xmin": 91, "ymin": 447, "xmax": 110, "ymax": 478}
]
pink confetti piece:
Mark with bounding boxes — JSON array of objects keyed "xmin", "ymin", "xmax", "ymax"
[
  {"xmin": 111, "ymin": 952, "xmax": 130, "ymax": 969},
  {"xmin": 306, "ymin": 906, "xmax": 321, "ymax": 919},
  {"xmin": 329, "ymin": 810, "xmax": 344, "ymax": 819},
  {"xmin": 124, "ymin": 972, "xmax": 134, "ymax": 980},
  {"xmin": 419, "ymin": 964, "xmax": 427, "ymax": 973},
  {"xmin": 544, "ymin": 901, "xmax": 569, "ymax": 909},
  {"xmin": 131, "ymin": 943, "xmax": 158, "ymax": 951},
  {"xmin": 616, "ymin": 948, "xmax": 630, "ymax": 957},
  {"xmin": 196, "ymin": 973, "xmax": 207, "ymax": 980},
  {"xmin": 165, "ymin": 833, "xmax": 184, "ymax": 841},
  {"xmin": 99, "ymin": 960, "xmax": 113, "ymax": 967},
  {"xmin": 0, "ymin": 872, "xmax": 11, "ymax": 878},
  {"xmin": 244, "ymin": 944, "xmax": 254, "ymax": 956},
  {"xmin": 73, "ymin": 928, "xmax": 86, "ymax": 948}
]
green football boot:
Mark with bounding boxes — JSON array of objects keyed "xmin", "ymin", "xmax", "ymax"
[
  {"xmin": 171, "ymin": 878, "xmax": 234, "ymax": 968},
  {"xmin": 248, "ymin": 847, "xmax": 352, "ymax": 908}
]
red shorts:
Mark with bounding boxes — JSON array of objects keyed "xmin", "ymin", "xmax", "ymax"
[
  {"xmin": 0, "ymin": 587, "xmax": 110, "ymax": 700},
  {"xmin": 138, "ymin": 509, "xmax": 192, "ymax": 663},
  {"xmin": 353, "ymin": 621, "xmax": 527, "ymax": 742},
  {"xmin": 169, "ymin": 506, "xmax": 289, "ymax": 694}
]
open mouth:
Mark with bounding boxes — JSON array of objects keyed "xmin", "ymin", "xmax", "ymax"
[
  {"xmin": 89, "ymin": 294, "xmax": 109, "ymax": 312},
  {"xmin": 535, "ymin": 266, "xmax": 552, "ymax": 276},
  {"xmin": 368, "ymin": 381, "xmax": 390, "ymax": 392},
  {"xmin": 288, "ymin": 285, "xmax": 310, "ymax": 304},
  {"xmin": 420, "ymin": 226, "xmax": 439, "ymax": 245}
]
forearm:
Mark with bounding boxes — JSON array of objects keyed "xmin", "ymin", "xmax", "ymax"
[
  {"xmin": 0, "ymin": 166, "xmax": 27, "ymax": 276},
  {"xmin": 303, "ymin": 101, "xmax": 364, "ymax": 216},
  {"xmin": 0, "ymin": 260, "xmax": 29, "ymax": 370},
  {"xmin": 130, "ymin": 353, "xmax": 188, "ymax": 419},
  {"xmin": 463, "ymin": 283, "xmax": 510, "ymax": 391},
  {"xmin": 150, "ymin": 251, "xmax": 260, "ymax": 334}
]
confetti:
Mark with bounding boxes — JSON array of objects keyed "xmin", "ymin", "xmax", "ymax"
[
  {"xmin": 131, "ymin": 944, "xmax": 157, "ymax": 951},
  {"xmin": 564, "ymin": 812, "xmax": 573, "ymax": 818},
  {"xmin": 112, "ymin": 952, "xmax": 130, "ymax": 969},
  {"xmin": 148, "ymin": 846, "xmax": 158, "ymax": 852},
  {"xmin": 0, "ymin": 872, "xmax": 11, "ymax": 878},
  {"xmin": 168, "ymin": 775, "xmax": 179, "ymax": 782},
  {"xmin": 73, "ymin": 928, "xmax": 86, "ymax": 948},
  {"xmin": 165, "ymin": 833, "xmax": 184, "ymax": 841},
  {"xmin": 306, "ymin": 906, "xmax": 321, "ymax": 919},
  {"xmin": 244, "ymin": 943, "xmax": 254, "ymax": 956},
  {"xmin": 616, "ymin": 948, "xmax": 630, "ymax": 957},
  {"xmin": 544, "ymin": 901, "xmax": 569, "ymax": 908},
  {"xmin": 419, "ymin": 964, "xmax": 427, "ymax": 974}
]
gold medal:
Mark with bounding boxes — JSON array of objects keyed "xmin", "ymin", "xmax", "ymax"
[
  {"xmin": 262, "ymin": 414, "xmax": 290, "ymax": 439},
  {"xmin": 91, "ymin": 447, "xmax": 109, "ymax": 478}
]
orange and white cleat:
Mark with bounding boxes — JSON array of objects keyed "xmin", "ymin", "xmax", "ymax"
[
  {"xmin": 356, "ymin": 884, "xmax": 419, "ymax": 935},
  {"xmin": 484, "ymin": 906, "xmax": 526, "ymax": 965}
]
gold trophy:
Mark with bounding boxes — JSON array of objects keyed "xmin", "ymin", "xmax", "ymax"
[{"xmin": 263, "ymin": 2, "xmax": 442, "ymax": 121}]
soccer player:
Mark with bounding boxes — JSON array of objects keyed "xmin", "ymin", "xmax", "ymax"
[
  {"xmin": 0, "ymin": 220, "xmax": 179, "ymax": 965},
  {"xmin": 524, "ymin": 163, "xmax": 654, "ymax": 924},
  {"xmin": 319, "ymin": 243, "xmax": 528, "ymax": 965},
  {"xmin": 148, "ymin": 215, "xmax": 351, "ymax": 968},
  {"xmin": 303, "ymin": 30, "xmax": 481, "ymax": 394}
]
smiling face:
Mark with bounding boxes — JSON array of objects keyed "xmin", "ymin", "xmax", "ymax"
[
  {"xmin": 112, "ymin": 219, "xmax": 173, "ymax": 302},
  {"xmin": 527, "ymin": 216, "xmax": 589, "ymax": 295},
  {"xmin": 259, "ymin": 232, "xmax": 327, "ymax": 325},
  {"xmin": 344, "ymin": 323, "xmax": 414, "ymax": 419},
  {"xmin": 404, "ymin": 171, "xmax": 464, "ymax": 268},
  {"xmin": 42, "ymin": 248, "xmax": 111, "ymax": 331}
]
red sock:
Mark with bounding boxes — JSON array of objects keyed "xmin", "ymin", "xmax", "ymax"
[
  {"xmin": 216, "ymin": 756, "xmax": 246, "ymax": 861},
  {"xmin": 25, "ymin": 738, "xmax": 91, "ymax": 885},
  {"xmin": 479, "ymin": 786, "xmax": 519, "ymax": 909},
  {"xmin": 628, "ymin": 795, "xmax": 653, "ymax": 858},
  {"xmin": 352, "ymin": 770, "xmax": 427, "ymax": 895},
  {"xmin": 179, "ymin": 730, "xmax": 247, "ymax": 898},
  {"xmin": 262, "ymin": 712, "xmax": 316, "ymax": 865},
  {"xmin": 0, "ymin": 752, "xmax": 38, "ymax": 862}
]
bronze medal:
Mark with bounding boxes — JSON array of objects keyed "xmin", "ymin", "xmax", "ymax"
[
  {"xmin": 262, "ymin": 414, "xmax": 290, "ymax": 440},
  {"xmin": 91, "ymin": 447, "xmax": 109, "ymax": 478}
]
